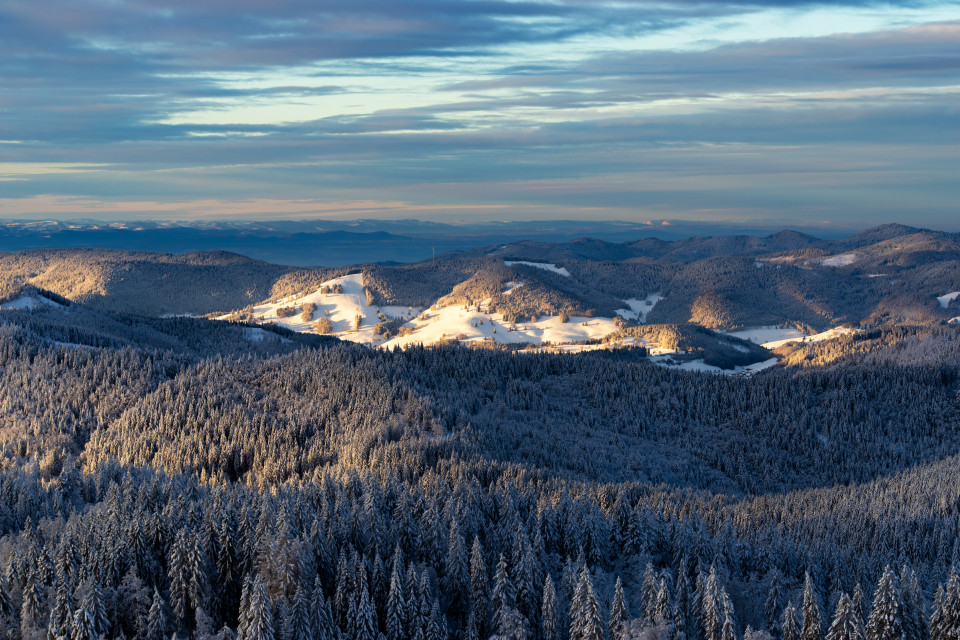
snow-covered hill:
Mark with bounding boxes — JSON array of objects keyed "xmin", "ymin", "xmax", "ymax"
[
  {"xmin": 221, "ymin": 273, "xmax": 419, "ymax": 345},
  {"xmin": 224, "ymin": 273, "xmax": 856, "ymax": 372},
  {"xmin": 228, "ymin": 273, "xmax": 651, "ymax": 352},
  {"xmin": 0, "ymin": 294, "xmax": 64, "ymax": 311}
]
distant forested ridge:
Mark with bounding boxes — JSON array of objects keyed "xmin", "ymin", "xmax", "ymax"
[
  {"xmin": 2, "ymin": 224, "xmax": 960, "ymax": 331},
  {"xmin": 1, "ymin": 297, "xmax": 960, "ymax": 640}
]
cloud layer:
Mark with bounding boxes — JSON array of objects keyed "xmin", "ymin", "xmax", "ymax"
[{"xmin": 1, "ymin": 0, "xmax": 958, "ymax": 227}]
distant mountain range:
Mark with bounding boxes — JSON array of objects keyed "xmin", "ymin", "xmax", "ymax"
[
  {"xmin": 0, "ymin": 218, "xmax": 863, "ymax": 266},
  {"xmin": 1, "ymin": 223, "xmax": 958, "ymax": 370}
]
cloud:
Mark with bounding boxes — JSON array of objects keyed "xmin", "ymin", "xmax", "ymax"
[{"xmin": 0, "ymin": 1, "xmax": 958, "ymax": 226}]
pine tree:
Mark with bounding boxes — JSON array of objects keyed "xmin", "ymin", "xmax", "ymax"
[
  {"xmin": 70, "ymin": 608, "xmax": 97, "ymax": 640},
  {"xmin": 48, "ymin": 581, "xmax": 74, "ymax": 640},
  {"xmin": 722, "ymin": 610, "xmax": 738, "ymax": 640},
  {"xmin": 803, "ymin": 573, "xmax": 823, "ymax": 640},
  {"xmin": 290, "ymin": 585, "xmax": 311, "ymax": 640},
  {"xmin": 899, "ymin": 567, "xmax": 926, "ymax": 640},
  {"xmin": 426, "ymin": 600, "xmax": 444, "ymax": 640},
  {"xmin": 0, "ymin": 572, "xmax": 12, "ymax": 618},
  {"xmin": 767, "ymin": 571, "xmax": 786, "ymax": 638},
  {"xmin": 445, "ymin": 521, "xmax": 470, "ymax": 621},
  {"xmin": 147, "ymin": 589, "xmax": 166, "ymax": 640},
  {"xmin": 81, "ymin": 583, "xmax": 108, "ymax": 639},
  {"xmin": 386, "ymin": 556, "xmax": 406, "ymax": 640},
  {"xmin": 851, "ymin": 585, "xmax": 866, "ymax": 627},
  {"xmin": 865, "ymin": 568, "xmax": 904, "ymax": 640},
  {"xmin": 826, "ymin": 594, "xmax": 865, "ymax": 640},
  {"xmin": 570, "ymin": 567, "xmax": 603, "ymax": 640},
  {"xmin": 609, "ymin": 577, "xmax": 628, "ymax": 640},
  {"xmin": 355, "ymin": 579, "xmax": 378, "ymax": 640},
  {"xmin": 492, "ymin": 555, "xmax": 516, "ymax": 630},
  {"xmin": 542, "ymin": 576, "xmax": 560, "ymax": 640},
  {"xmin": 311, "ymin": 579, "xmax": 337, "ymax": 640},
  {"xmin": 465, "ymin": 608, "xmax": 480, "ymax": 640},
  {"xmin": 21, "ymin": 571, "xmax": 42, "ymax": 638},
  {"xmin": 642, "ymin": 563, "xmax": 659, "ymax": 622},
  {"xmin": 470, "ymin": 537, "xmax": 489, "ymax": 636},
  {"xmin": 247, "ymin": 576, "xmax": 275, "ymax": 640},
  {"xmin": 784, "ymin": 602, "xmax": 801, "ymax": 640},
  {"xmin": 702, "ymin": 568, "xmax": 724, "ymax": 640},
  {"xmin": 656, "ymin": 577, "xmax": 672, "ymax": 623}
]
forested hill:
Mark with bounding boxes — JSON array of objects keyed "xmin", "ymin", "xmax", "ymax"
[
  {"xmin": 2, "ymin": 224, "xmax": 959, "ymax": 331},
  {"xmin": 1, "ymin": 300, "xmax": 960, "ymax": 640}
]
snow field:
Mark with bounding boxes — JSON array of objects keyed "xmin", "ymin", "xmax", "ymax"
[
  {"xmin": 615, "ymin": 293, "xmax": 661, "ymax": 322},
  {"xmin": 937, "ymin": 292, "xmax": 960, "ymax": 309},
  {"xmin": 725, "ymin": 326, "xmax": 806, "ymax": 347},
  {"xmin": 504, "ymin": 261, "xmax": 571, "ymax": 277},
  {"xmin": 0, "ymin": 295, "xmax": 63, "ymax": 311},
  {"xmin": 820, "ymin": 253, "xmax": 858, "ymax": 267},
  {"xmin": 241, "ymin": 273, "xmax": 421, "ymax": 346}
]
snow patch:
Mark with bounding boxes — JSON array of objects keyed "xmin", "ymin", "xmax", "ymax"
[
  {"xmin": 615, "ymin": 294, "xmax": 661, "ymax": 323},
  {"xmin": 232, "ymin": 273, "xmax": 422, "ymax": 346},
  {"xmin": 650, "ymin": 356, "xmax": 779, "ymax": 376},
  {"xmin": 820, "ymin": 253, "xmax": 858, "ymax": 267},
  {"xmin": 502, "ymin": 281, "xmax": 524, "ymax": 295},
  {"xmin": 504, "ymin": 261, "xmax": 571, "ymax": 277},
  {"xmin": 762, "ymin": 326, "xmax": 857, "ymax": 350},
  {"xmin": 382, "ymin": 303, "xmax": 620, "ymax": 350},
  {"xmin": 0, "ymin": 295, "xmax": 62, "ymax": 311},
  {"xmin": 725, "ymin": 326, "xmax": 806, "ymax": 348},
  {"xmin": 937, "ymin": 291, "xmax": 960, "ymax": 309}
]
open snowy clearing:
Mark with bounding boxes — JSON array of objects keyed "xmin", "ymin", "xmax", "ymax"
[
  {"xmin": 937, "ymin": 292, "xmax": 960, "ymax": 309},
  {"xmin": 616, "ymin": 294, "xmax": 661, "ymax": 322},
  {"xmin": 820, "ymin": 253, "xmax": 858, "ymax": 267},
  {"xmin": 504, "ymin": 261, "xmax": 571, "ymax": 277},
  {"xmin": 0, "ymin": 295, "xmax": 63, "ymax": 311},
  {"xmin": 382, "ymin": 303, "xmax": 620, "ymax": 350},
  {"xmin": 725, "ymin": 326, "xmax": 806, "ymax": 347},
  {"xmin": 223, "ymin": 273, "xmax": 421, "ymax": 346},
  {"xmin": 762, "ymin": 326, "xmax": 857, "ymax": 350},
  {"xmin": 650, "ymin": 355, "xmax": 780, "ymax": 376}
]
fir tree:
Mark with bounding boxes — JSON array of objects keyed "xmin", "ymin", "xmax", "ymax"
[
  {"xmin": 767, "ymin": 571, "xmax": 785, "ymax": 638},
  {"xmin": 570, "ymin": 567, "xmax": 603, "ymax": 640},
  {"xmin": 656, "ymin": 577, "xmax": 672, "ymax": 623},
  {"xmin": 247, "ymin": 576, "xmax": 275, "ymax": 640},
  {"xmin": 784, "ymin": 602, "xmax": 801, "ymax": 640},
  {"xmin": 493, "ymin": 554, "xmax": 518, "ymax": 635},
  {"xmin": 70, "ymin": 608, "xmax": 97, "ymax": 640},
  {"xmin": 290, "ymin": 585, "xmax": 311, "ymax": 640},
  {"xmin": 642, "ymin": 563, "xmax": 659, "ymax": 622},
  {"xmin": 21, "ymin": 572, "xmax": 42, "ymax": 638},
  {"xmin": 470, "ymin": 537, "xmax": 489, "ymax": 636},
  {"xmin": 444, "ymin": 521, "xmax": 470, "ymax": 621},
  {"xmin": 146, "ymin": 589, "xmax": 166, "ymax": 640},
  {"xmin": 865, "ymin": 568, "xmax": 904, "ymax": 640},
  {"xmin": 803, "ymin": 573, "xmax": 823, "ymax": 640},
  {"xmin": 386, "ymin": 556, "xmax": 406, "ymax": 640},
  {"xmin": 311, "ymin": 579, "xmax": 338, "ymax": 640},
  {"xmin": 47, "ymin": 581, "xmax": 74, "ymax": 640},
  {"xmin": 609, "ymin": 577, "xmax": 628, "ymax": 640},
  {"xmin": 542, "ymin": 576, "xmax": 560, "ymax": 640},
  {"xmin": 825, "ymin": 594, "xmax": 865, "ymax": 640},
  {"xmin": 355, "ymin": 580, "xmax": 378, "ymax": 640}
]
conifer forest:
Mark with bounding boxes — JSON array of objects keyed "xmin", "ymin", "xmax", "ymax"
[{"xmin": 1, "ymin": 229, "xmax": 960, "ymax": 640}]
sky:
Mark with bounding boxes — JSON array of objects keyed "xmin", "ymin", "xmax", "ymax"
[{"xmin": 0, "ymin": 0, "xmax": 958, "ymax": 229}]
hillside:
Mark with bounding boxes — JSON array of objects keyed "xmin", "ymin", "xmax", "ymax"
[{"xmin": 1, "ymin": 299, "xmax": 960, "ymax": 640}]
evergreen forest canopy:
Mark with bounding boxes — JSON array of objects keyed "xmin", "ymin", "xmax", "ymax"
[{"xmin": 0, "ymin": 223, "xmax": 959, "ymax": 640}]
